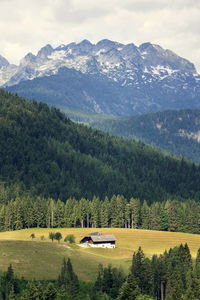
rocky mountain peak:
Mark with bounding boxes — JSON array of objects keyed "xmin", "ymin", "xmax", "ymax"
[
  {"xmin": 95, "ymin": 39, "xmax": 123, "ymax": 51},
  {"xmin": 0, "ymin": 55, "xmax": 10, "ymax": 68},
  {"xmin": 37, "ymin": 44, "xmax": 53, "ymax": 58},
  {"xmin": 0, "ymin": 39, "xmax": 199, "ymax": 104},
  {"xmin": 75, "ymin": 39, "xmax": 94, "ymax": 55},
  {"xmin": 20, "ymin": 53, "xmax": 36, "ymax": 66}
]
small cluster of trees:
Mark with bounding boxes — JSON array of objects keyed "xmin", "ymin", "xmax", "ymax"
[
  {"xmin": 49, "ymin": 232, "xmax": 62, "ymax": 243},
  {"xmin": 1, "ymin": 195, "xmax": 200, "ymax": 234},
  {"xmin": 29, "ymin": 232, "xmax": 75, "ymax": 244}
]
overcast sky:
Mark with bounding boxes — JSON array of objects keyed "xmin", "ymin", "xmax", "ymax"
[{"xmin": 0, "ymin": 0, "xmax": 200, "ymax": 72}]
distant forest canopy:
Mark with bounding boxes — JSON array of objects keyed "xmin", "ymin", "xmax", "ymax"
[
  {"xmin": 0, "ymin": 89, "xmax": 200, "ymax": 204},
  {"xmin": 89, "ymin": 108, "xmax": 200, "ymax": 163},
  {"xmin": 0, "ymin": 194, "xmax": 199, "ymax": 235}
]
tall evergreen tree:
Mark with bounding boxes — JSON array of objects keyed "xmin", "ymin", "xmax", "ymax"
[
  {"xmin": 58, "ymin": 258, "xmax": 79, "ymax": 299},
  {"xmin": 130, "ymin": 198, "xmax": 141, "ymax": 229}
]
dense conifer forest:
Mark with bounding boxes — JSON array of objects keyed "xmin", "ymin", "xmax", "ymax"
[
  {"xmin": 0, "ymin": 89, "xmax": 200, "ymax": 204},
  {"xmin": 0, "ymin": 195, "xmax": 200, "ymax": 234},
  {"xmin": 89, "ymin": 109, "xmax": 200, "ymax": 163}
]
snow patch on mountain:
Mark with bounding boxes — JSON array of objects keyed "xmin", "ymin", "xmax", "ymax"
[
  {"xmin": 1, "ymin": 39, "xmax": 198, "ymax": 88},
  {"xmin": 179, "ymin": 129, "xmax": 200, "ymax": 143}
]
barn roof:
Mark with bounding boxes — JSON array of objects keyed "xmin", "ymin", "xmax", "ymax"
[
  {"xmin": 80, "ymin": 232, "xmax": 116, "ymax": 243},
  {"xmin": 91, "ymin": 234, "xmax": 116, "ymax": 242}
]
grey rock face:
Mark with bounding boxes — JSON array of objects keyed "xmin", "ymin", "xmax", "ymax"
[
  {"xmin": 2, "ymin": 39, "xmax": 200, "ymax": 115},
  {"xmin": 0, "ymin": 55, "xmax": 9, "ymax": 68}
]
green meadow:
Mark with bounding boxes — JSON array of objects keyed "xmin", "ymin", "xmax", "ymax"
[{"xmin": 0, "ymin": 228, "xmax": 199, "ymax": 280}]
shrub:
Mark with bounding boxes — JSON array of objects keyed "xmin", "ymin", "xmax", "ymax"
[
  {"xmin": 30, "ymin": 233, "xmax": 35, "ymax": 240},
  {"xmin": 49, "ymin": 232, "xmax": 55, "ymax": 242},
  {"xmin": 55, "ymin": 232, "xmax": 62, "ymax": 243},
  {"xmin": 64, "ymin": 234, "xmax": 75, "ymax": 244}
]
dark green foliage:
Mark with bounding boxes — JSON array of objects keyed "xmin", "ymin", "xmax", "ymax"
[
  {"xmin": 64, "ymin": 234, "xmax": 75, "ymax": 243},
  {"xmin": 58, "ymin": 258, "xmax": 79, "ymax": 299},
  {"xmin": 49, "ymin": 232, "xmax": 55, "ymax": 242},
  {"xmin": 90, "ymin": 108, "xmax": 200, "ymax": 163},
  {"xmin": 131, "ymin": 247, "xmax": 152, "ymax": 295},
  {"xmin": 118, "ymin": 274, "xmax": 140, "ymax": 300},
  {"xmin": 1, "ymin": 89, "xmax": 200, "ymax": 203},
  {"xmin": 94, "ymin": 264, "xmax": 125, "ymax": 299},
  {"xmin": 195, "ymin": 248, "xmax": 200, "ymax": 279},
  {"xmin": 43, "ymin": 282, "xmax": 57, "ymax": 300},
  {"xmin": 21, "ymin": 280, "xmax": 43, "ymax": 300},
  {"xmin": 54, "ymin": 232, "xmax": 62, "ymax": 243},
  {"xmin": 118, "ymin": 244, "xmax": 200, "ymax": 300},
  {"xmin": 0, "ymin": 196, "xmax": 200, "ymax": 235},
  {"xmin": 30, "ymin": 233, "xmax": 35, "ymax": 240}
]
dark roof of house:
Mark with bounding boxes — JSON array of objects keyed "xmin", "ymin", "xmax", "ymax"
[
  {"xmin": 91, "ymin": 234, "xmax": 116, "ymax": 242},
  {"xmin": 80, "ymin": 233, "xmax": 116, "ymax": 243},
  {"xmin": 89, "ymin": 232, "xmax": 101, "ymax": 236}
]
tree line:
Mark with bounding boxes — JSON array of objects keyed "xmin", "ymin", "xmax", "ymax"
[
  {"xmin": 0, "ymin": 195, "xmax": 199, "ymax": 234},
  {"xmin": 1, "ymin": 244, "xmax": 200, "ymax": 299}
]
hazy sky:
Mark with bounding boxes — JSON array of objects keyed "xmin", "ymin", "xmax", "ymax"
[{"xmin": 0, "ymin": 0, "xmax": 200, "ymax": 72}]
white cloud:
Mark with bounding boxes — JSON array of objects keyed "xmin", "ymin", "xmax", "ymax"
[{"xmin": 0, "ymin": 0, "xmax": 199, "ymax": 72}]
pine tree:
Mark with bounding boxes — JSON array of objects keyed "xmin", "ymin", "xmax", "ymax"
[
  {"xmin": 131, "ymin": 247, "xmax": 152, "ymax": 295},
  {"xmin": 159, "ymin": 204, "xmax": 169, "ymax": 231},
  {"xmin": 125, "ymin": 203, "xmax": 131, "ymax": 228},
  {"xmin": 165, "ymin": 200, "xmax": 178, "ymax": 232},
  {"xmin": 54, "ymin": 200, "xmax": 65, "ymax": 228},
  {"xmin": 8, "ymin": 285, "xmax": 15, "ymax": 300},
  {"xmin": 58, "ymin": 258, "xmax": 79, "ymax": 298},
  {"xmin": 79, "ymin": 198, "xmax": 88, "ymax": 228},
  {"xmin": 90, "ymin": 196, "xmax": 100, "ymax": 228},
  {"xmin": 22, "ymin": 281, "xmax": 43, "ymax": 300},
  {"xmin": 64, "ymin": 198, "xmax": 76, "ymax": 227},
  {"xmin": 94, "ymin": 264, "xmax": 104, "ymax": 292},
  {"xmin": 195, "ymin": 248, "xmax": 200, "ymax": 278},
  {"xmin": 118, "ymin": 274, "xmax": 140, "ymax": 300},
  {"xmin": 43, "ymin": 282, "xmax": 57, "ymax": 300},
  {"xmin": 149, "ymin": 202, "xmax": 161, "ymax": 230},
  {"xmin": 140, "ymin": 201, "xmax": 149, "ymax": 229},
  {"xmin": 130, "ymin": 198, "xmax": 141, "ymax": 229},
  {"xmin": 100, "ymin": 200, "xmax": 110, "ymax": 228}
]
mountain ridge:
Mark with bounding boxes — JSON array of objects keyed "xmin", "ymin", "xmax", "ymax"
[
  {"xmin": 88, "ymin": 108, "xmax": 200, "ymax": 163},
  {"xmin": 2, "ymin": 39, "xmax": 200, "ymax": 115},
  {"xmin": 1, "ymin": 89, "xmax": 200, "ymax": 203}
]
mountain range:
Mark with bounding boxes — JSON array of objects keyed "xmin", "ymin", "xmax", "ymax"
[{"xmin": 1, "ymin": 39, "xmax": 200, "ymax": 115}]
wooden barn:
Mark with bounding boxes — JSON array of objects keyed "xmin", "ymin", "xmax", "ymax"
[{"xmin": 80, "ymin": 232, "xmax": 116, "ymax": 248}]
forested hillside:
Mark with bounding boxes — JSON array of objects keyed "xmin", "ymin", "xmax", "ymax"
[
  {"xmin": 90, "ymin": 109, "xmax": 200, "ymax": 163},
  {"xmin": 0, "ymin": 89, "xmax": 200, "ymax": 203}
]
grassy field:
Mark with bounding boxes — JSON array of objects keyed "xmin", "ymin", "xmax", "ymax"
[{"xmin": 0, "ymin": 228, "xmax": 199, "ymax": 281}]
